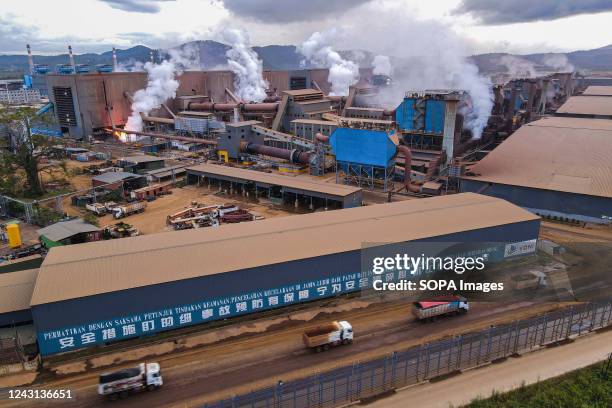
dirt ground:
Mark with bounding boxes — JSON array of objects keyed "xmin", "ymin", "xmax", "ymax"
[{"xmin": 0, "ymin": 300, "xmax": 565, "ymax": 408}]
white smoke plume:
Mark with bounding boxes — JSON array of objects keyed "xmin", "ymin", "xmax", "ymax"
[
  {"xmin": 220, "ymin": 28, "xmax": 268, "ymax": 102},
  {"xmin": 124, "ymin": 47, "xmax": 199, "ymax": 138},
  {"xmin": 541, "ymin": 54, "xmax": 574, "ymax": 73},
  {"xmin": 372, "ymin": 55, "xmax": 392, "ymax": 76},
  {"xmin": 115, "ymin": 59, "xmax": 145, "ymax": 72},
  {"xmin": 498, "ymin": 55, "xmax": 538, "ymax": 78},
  {"xmin": 299, "ymin": 29, "xmax": 360, "ymax": 96},
  {"xmin": 325, "ymin": 3, "xmax": 493, "ymax": 139}
]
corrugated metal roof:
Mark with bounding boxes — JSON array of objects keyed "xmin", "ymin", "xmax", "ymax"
[
  {"xmin": 187, "ymin": 163, "xmax": 362, "ymax": 197},
  {"xmin": 119, "ymin": 155, "xmax": 165, "ymax": 164},
  {"xmin": 529, "ymin": 116, "xmax": 612, "ymax": 131},
  {"xmin": 583, "ymin": 86, "xmax": 612, "ymax": 96},
  {"xmin": 556, "ymin": 95, "xmax": 612, "ymax": 116},
  {"xmin": 31, "ymin": 193, "xmax": 537, "ymax": 305},
  {"xmin": 92, "ymin": 171, "xmax": 140, "ymax": 184},
  {"xmin": 37, "ymin": 219, "xmax": 100, "ymax": 242},
  {"xmin": 462, "ymin": 118, "xmax": 612, "ymax": 198},
  {"xmin": 0, "ymin": 269, "xmax": 38, "ymax": 314}
]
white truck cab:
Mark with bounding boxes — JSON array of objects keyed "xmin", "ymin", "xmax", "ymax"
[{"xmin": 337, "ymin": 320, "xmax": 354, "ymax": 342}]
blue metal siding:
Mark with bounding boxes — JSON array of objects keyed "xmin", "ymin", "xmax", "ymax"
[
  {"xmin": 32, "ymin": 219, "xmax": 539, "ymax": 355},
  {"xmin": 425, "ymin": 100, "xmax": 445, "ymax": 134},
  {"xmin": 329, "ymin": 128, "xmax": 397, "ymax": 167},
  {"xmin": 0, "ymin": 309, "xmax": 32, "ymax": 327},
  {"xmin": 460, "ymin": 179, "xmax": 612, "ymax": 224}
]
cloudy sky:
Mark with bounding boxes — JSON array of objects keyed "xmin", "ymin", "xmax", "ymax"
[{"xmin": 1, "ymin": 0, "xmax": 611, "ymax": 55}]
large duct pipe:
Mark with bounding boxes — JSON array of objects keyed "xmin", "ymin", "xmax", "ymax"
[
  {"xmin": 241, "ymin": 142, "xmax": 310, "ymax": 165},
  {"xmin": 141, "ymin": 115, "xmax": 175, "ymax": 125},
  {"xmin": 315, "ymin": 132, "xmax": 329, "ymax": 143},
  {"xmin": 242, "ymin": 103, "xmax": 278, "ymax": 112},
  {"xmin": 396, "ymin": 145, "xmax": 420, "ymax": 193},
  {"xmin": 382, "ymin": 108, "xmax": 396, "ymax": 117},
  {"xmin": 26, "ymin": 44, "xmax": 34, "ymax": 75},
  {"xmin": 189, "ymin": 102, "xmax": 238, "ymax": 111},
  {"xmin": 112, "ymin": 47, "xmax": 118, "ymax": 71},
  {"xmin": 68, "ymin": 45, "xmax": 75, "ymax": 68},
  {"xmin": 116, "ymin": 128, "xmax": 217, "ymax": 145}
]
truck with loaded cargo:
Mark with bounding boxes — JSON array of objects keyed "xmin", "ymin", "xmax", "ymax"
[
  {"xmin": 85, "ymin": 202, "xmax": 107, "ymax": 216},
  {"xmin": 112, "ymin": 201, "xmax": 147, "ymax": 219},
  {"xmin": 412, "ymin": 296, "xmax": 469, "ymax": 322},
  {"xmin": 302, "ymin": 320, "xmax": 353, "ymax": 352},
  {"xmin": 97, "ymin": 362, "xmax": 162, "ymax": 400}
]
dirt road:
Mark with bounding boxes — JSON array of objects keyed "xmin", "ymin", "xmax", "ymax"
[
  {"xmin": 0, "ymin": 301, "xmax": 562, "ymax": 408},
  {"xmin": 369, "ymin": 329, "xmax": 612, "ymax": 408}
]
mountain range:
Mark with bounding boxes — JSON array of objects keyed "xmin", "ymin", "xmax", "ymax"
[{"xmin": 1, "ymin": 41, "xmax": 611, "ymax": 76}]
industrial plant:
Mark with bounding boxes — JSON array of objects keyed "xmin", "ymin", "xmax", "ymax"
[{"xmin": 0, "ymin": 3, "xmax": 611, "ymax": 406}]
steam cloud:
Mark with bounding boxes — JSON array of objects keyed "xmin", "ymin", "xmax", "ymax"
[
  {"xmin": 299, "ymin": 30, "xmax": 360, "ymax": 96},
  {"xmin": 498, "ymin": 55, "xmax": 538, "ymax": 78},
  {"xmin": 221, "ymin": 28, "xmax": 268, "ymax": 102},
  {"xmin": 542, "ymin": 54, "xmax": 574, "ymax": 72},
  {"xmin": 124, "ymin": 47, "xmax": 199, "ymax": 137},
  {"xmin": 372, "ymin": 55, "xmax": 392, "ymax": 76}
]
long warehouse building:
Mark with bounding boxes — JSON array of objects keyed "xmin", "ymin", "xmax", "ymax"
[
  {"xmin": 30, "ymin": 193, "xmax": 540, "ymax": 356},
  {"xmin": 186, "ymin": 163, "xmax": 363, "ymax": 209},
  {"xmin": 460, "ymin": 117, "xmax": 612, "ymax": 224}
]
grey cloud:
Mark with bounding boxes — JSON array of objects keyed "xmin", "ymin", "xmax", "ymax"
[
  {"xmin": 218, "ymin": 0, "xmax": 372, "ymax": 23},
  {"xmin": 100, "ymin": 0, "xmax": 176, "ymax": 14},
  {"xmin": 454, "ymin": 0, "xmax": 612, "ymax": 24}
]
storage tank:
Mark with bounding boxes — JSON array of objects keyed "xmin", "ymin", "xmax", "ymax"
[{"xmin": 6, "ymin": 223, "xmax": 22, "ymax": 248}]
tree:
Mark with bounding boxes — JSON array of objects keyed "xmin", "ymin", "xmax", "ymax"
[{"xmin": 0, "ymin": 105, "xmax": 56, "ymax": 198}]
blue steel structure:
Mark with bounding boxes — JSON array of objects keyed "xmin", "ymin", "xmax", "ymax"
[
  {"xmin": 330, "ymin": 128, "xmax": 398, "ymax": 191},
  {"xmin": 395, "ymin": 91, "xmax": 462, "ymax": 156}
]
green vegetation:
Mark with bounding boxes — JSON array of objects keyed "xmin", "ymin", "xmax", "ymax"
[
  {"xmin": 464, "ymin": 360, "xmax": 612, "ymax": 408},
  {"xmin": 0, "ymin": 105, "xmax": 65, "ymax": 198}
]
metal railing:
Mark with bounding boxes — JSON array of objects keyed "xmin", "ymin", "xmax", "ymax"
[{"xmin": 204, "ymin": 302, "xmax": 612, "ymax": 408}]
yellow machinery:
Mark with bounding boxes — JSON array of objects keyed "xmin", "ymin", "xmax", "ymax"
[{"xmin": 6, "ymin": 223, "xmax": 22, "ymax": 248}]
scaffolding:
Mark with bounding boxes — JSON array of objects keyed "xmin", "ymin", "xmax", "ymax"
[{"xmin": 335, "ymin": 161, "xmax": 395, "ymax": 192}]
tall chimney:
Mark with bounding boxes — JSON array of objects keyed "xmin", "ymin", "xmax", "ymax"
[
  {"xmin": 26, "ymin": 44, "xmax": 34, "ymax": 75},
  {"xmin": 112, "ymin": 47, "xmax": 118, "ymax": 71},
  {"xmin": 68, "ymin": 45, "xmax": 75, "ymax": 68}
]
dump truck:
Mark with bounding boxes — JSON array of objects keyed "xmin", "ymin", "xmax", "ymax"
[
  {"xmin": 412, "ymin": 296, "xmax": 469, "ymax": 322},
  {"xmin": 85, "ymin": 202, "xmax": 107, "ymax": 216},
  {"xmin": 97, "ymin": 362, "xmax": 162, "ymax": 400},
  {"xmin": 112, "ymin": 201, "xmax": 147, "ymax": 219},
  {"xmin": 303, "ymin": 321, "xmax": 353, "ymax": 352}
]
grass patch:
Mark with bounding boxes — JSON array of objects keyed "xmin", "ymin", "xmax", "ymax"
[{"xmin": 464, "ymin": 360, "xmax": 612, "ymax": 407}]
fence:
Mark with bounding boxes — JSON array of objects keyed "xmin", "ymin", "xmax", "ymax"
[{"xmin": 204, "ymin": 302, "xmax": 612, "ymax": 408}]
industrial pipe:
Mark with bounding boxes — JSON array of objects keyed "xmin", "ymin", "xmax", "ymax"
[
  {"xmin": 116, "ymin": 128, "xmax": 217, "ymax": 145},
  {"xmin": 241, "ymin": 142, "xmax": 310, "ymax": 165},
  {"xmin": 241, "ymin": 103, "xmax": 279, "ymax": 112},
  {"xmin": 141, "ymin": 115, "xmax": 175, "ymax": 125},
  {"xmin": 382, "ymin": 108, "xmax": 396, "ymax": 117},
  {"xmin": 315, "ymin": 132, "xmax": 329, "ymax": 143},
  {"xmin": 396, "ymin": 145, "xmax": 420, "ymax": 193}
]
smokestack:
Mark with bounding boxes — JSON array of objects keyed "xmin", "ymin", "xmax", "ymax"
[
  {"xmin": 26, "ymin": 44, "xmax": 34, "ymax": 75},
  {"xmin": 68, "ymin": 45, "xmax": 75, "ymax": 68},
  {"xmin": 112, "ymin": 47, "xmax": 118, "ymax": 71}
]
